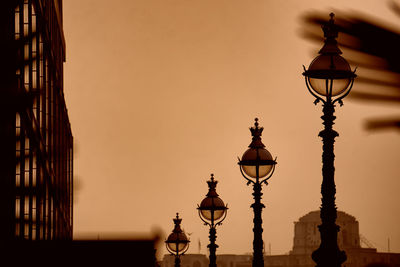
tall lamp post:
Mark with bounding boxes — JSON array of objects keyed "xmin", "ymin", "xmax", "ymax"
[
  {"xmin": 302, "ymin": 13, "xmax": 356, "ymax": 267},
  {"xmin": 238, "ymin": 118, "xmax": 277, "ymax": 267},
  {"xmin": 197, "ymin": 174, "xmax": 228, "ymax": 267},
  {"xmin": 165, "ymin": 213, "xmax": 190, "ymax": 267}
]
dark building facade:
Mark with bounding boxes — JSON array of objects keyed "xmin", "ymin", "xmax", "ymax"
[{"xmin": 0, "ymin": 0, "xmax": 72, "ymax": 242}]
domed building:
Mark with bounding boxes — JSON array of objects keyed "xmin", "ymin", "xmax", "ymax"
[
  {"xmin": 264, "ymin": 210, "xmax": 399, "ymax": 267},
  {"xmin": 290, "ymin": 210, "xmax": 360, "ymax": 255}
]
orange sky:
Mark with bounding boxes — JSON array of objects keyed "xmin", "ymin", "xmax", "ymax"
[{"xmin": 63, "ymin": 0, "xmax": 400, "ymax": 259}]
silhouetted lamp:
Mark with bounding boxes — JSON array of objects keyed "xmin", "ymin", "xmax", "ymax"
[
  {"xmin": 197, "ymin": 174, "xmax": 228, "ymax": 267},
  {"xmin": 303, "ymin": 13, "xmax": 356, "ymax": 102},
  {"xmin": 302, "ymin": 13, "xmax": 356, "ymax": 267},
  {"xmin": 238, "ymin": 118, "xmax": 276, "ymax": 267},
  {"xmin": 165, "ymin": 213, "xmax": 190, "ymax": 267}
]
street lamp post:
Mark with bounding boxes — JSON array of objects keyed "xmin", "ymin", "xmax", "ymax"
[
  {"xmin": 197, "ymin": 174, "xmax": 228, "ymax": 267},
  {"xmin": 165, "ymin": 213, "xmax": 190, "ymax": 267},
  {"xmin": 302, "ymin": 13, "xmax": 356, "ymax": 267},
  {"xmin": 238, "ymin": 118, "xmax": 277, "ymax": 267}
]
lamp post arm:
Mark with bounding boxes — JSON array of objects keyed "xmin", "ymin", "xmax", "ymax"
[
  {"xmin": 260, "ymin": 157, "xmax": 277, "ymax": 185},
  {"xmin": 166, "ymin": 246, "xmax": 174, "ymax": 255},
  {"xmin": 303, "ymin": 66, "xmax": 326, "ymax": 105},
  {"xmin": 180, "ymin": 243, "xmax": 190, "ymax": 256},
  {"xmin": 238, "ymin": 160, "xmax": 255, "ymax": 186},
  {"xmin": 215, "ymin": 206, "xmax": 228, "ymax": 227},
  {"xmin": 332, "ymin": 75, "xmax": 356, "ymax": 106},
  {"xmin": 197, "ymin": 208, "xmax": 212, "ymax": 227}
]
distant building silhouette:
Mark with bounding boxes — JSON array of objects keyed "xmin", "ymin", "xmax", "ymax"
[
  {"xmin": 160, "ymin": 211, "xmax": 400, "ymax": 267},
  {"xmin": 291, "ymin": 210, "xmax": 361, "ymax": 255},
  {"xmin": 269, "ymin": 210, "xmax": 400, "ymax": 267},
  {"xmin": 0, "ymin": 0, "xmax": 73, "ymax": 242}
]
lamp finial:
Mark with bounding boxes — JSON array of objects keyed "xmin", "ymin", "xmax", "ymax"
[
  {"xmin": 249, "ymin": 118, "xmax": 265, "ymax": 148},
  {"xmin": 206, "ymin": 174, "xmax": 219, "ymax": 197}
]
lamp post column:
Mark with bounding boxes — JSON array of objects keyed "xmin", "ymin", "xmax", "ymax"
[
  {"xmin": 252, "ymin": 181, "xmax": 265, "ymax": 267},
  {"xmin": 208, "ymin": 226, "xmax": 218, "ymax": 267},
  {"xmin": 238, "ymin": 118, "xmax": 277, "ymax": 267},
  {"xmin": 302, "ymin": 13, "xmax": 357, "ymax": 267},
  {"xmin": 312, "ymin": 100, "xmax": 346, "ymax": 267},
  {"xmin": 174, "ymin": 256, "xmax": 181, "ymax": 267}
]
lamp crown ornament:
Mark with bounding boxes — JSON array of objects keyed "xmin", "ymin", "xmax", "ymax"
[
  {"xmin": 319, "ymin": 12, "xmax": 342, "ymax": 55},
  {"xmin": 249, "ymin": 118, "xmax": 265, "ymax": 149},
  {"xmin": 206, "ymin": 174, "xmax": 219, "ymax": 198},
  {"xmin": 323, "ymin": 13, "xmax": 338, "ymax": 39},
  {"xmin": 173, "ymin": 213, "xmax": 183, "ymax": 233}
]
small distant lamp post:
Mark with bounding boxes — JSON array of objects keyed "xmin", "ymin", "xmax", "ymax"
[
  {"xmin": 238, "ymin": 118, "xmax": 277, "ymax": 267},
  {"xmin": 302, "ymin": 13, "xmax": 356, "ymax": 267},
  {"xmin": 165, "ymin": 213, "xmax": 190, "ymax": 267},
  {"xmin": 197, "ymin": 174, "xmax": 228, "ymax": 267}
]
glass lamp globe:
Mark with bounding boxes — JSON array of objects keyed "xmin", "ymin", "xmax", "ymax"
[
  {"xmin": 241, "ymin": 147, "xmax": 274, "ymax": 179},
  {"xmin": 198, "ymin": 174, "xmax": 227, "ymax": 223},
  {"xmin": 166, "ymin": 232, "xmax": 189, "ymax": 253},
  {"xmin": 307, "ymin": 54, "xmax": 352, "ymax": 96},
  {"xmin": 199, "ymin": 196, "xmax": 226, "ymax": 221},
  {"xmin": 165, "ymin": 213, "xmax": 190, "ymax": 255}
]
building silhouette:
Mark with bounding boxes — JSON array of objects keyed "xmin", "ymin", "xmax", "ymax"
[
  {"xmin": 0, "ymin": 3, "xmax": 159, "ymax": 266},
  {"xmin": 0, "ymin": 0, "xmax": 73, "ymax": 242},
  {"xmin": 265, "ymin": 211, "xmax": 400, "ymax": 267},
  {"xmin": 161, "ymin": 211, "xmax": 400, "ymax": 267}
]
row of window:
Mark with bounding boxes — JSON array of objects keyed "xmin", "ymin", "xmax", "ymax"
[{"xmin": 13, "ymin": 0, "xmax": 72, "ymax": 240}]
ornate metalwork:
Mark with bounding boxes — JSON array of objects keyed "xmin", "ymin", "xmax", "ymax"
[
  {"xmin": 165, "ymin": 213, "xmax": 190, "ymax": 267},
  {"xmin": 303, "ymin": 13, "xmax": 357, "ymax": 267},
  {"xmin": 238, "ymin": 119, "xmax": 277, "ymax": 267},
  {"xmin": 197, "ymin": 174, "xmax": 228, "ymax": 267}
]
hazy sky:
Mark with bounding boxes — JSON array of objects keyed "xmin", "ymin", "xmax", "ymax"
[{"xmin": 63, "ymin": 0, "xmax": 400, "ymax": 259}]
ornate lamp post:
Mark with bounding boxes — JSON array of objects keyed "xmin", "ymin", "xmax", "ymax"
[
  {"xmin": 165, "ymin": 213, "xmax": 190, "ymax": 267},
  {"xmin": 302, "ymin": 13, "xmax": 356, "ymax": 267},
  {"xmin": 197, "ymin": 174, "xmax": 228, "ymax": 267},
  {"xmin": 238, "ymin": 118, "xmax": 277, "ymax": 267}
]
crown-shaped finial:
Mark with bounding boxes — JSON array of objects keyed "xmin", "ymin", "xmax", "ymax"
[
  {"xmin": 322, "ymin": 12, "xmax": 338, "ymax": 40},
  {"xmin": 249, "ymin": 118, "xmax": 265, "ymax": 148},
  {"xmin": 250, "ymin": 118, "xmax": 263, "ymax": 136},
  {"xmin": 173, "ymin": 213, "xmax": 182, "ymax": 224},
  {"xmin": 173, "ymin": 213, "xmax": 183, "ymax": 233},
  {"xmin": 206, "ymin": 173, "xmax": 219, "ymax": 197},
  {"xmin": 319, "ymin": 12, "xmax": 342, "ymax": 55},
  {"xmin": 254, "ymin": 118, "xmax": 259, "ymax": 129}
]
